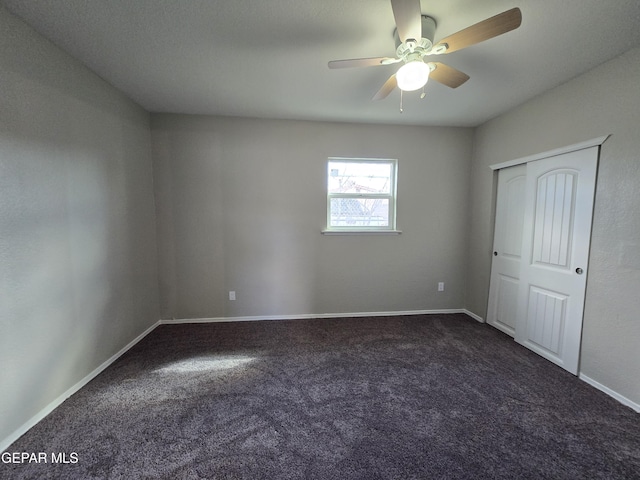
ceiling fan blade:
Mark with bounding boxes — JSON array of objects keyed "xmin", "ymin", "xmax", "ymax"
[
  {"xmin": 429, "ymin": 62, "xmax": 470, "ymax": 88},
  {"xmin": 328, "ymin": 57, "xmax": 400, "ymax": 69},
  {"xmin": 433, "ymin": 7, "xmax": 522, "ymax": 54},
  {"xmin": 372, "ymin": 74, "xmax": 397, "ymax": 101},
  {"xmin": 391, "ymin": 0, "xmax": 423, "ymax": 43}
]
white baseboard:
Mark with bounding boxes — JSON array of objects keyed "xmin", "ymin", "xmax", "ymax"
[
  {"xmin": 164, "ymin": 312, "xmax": 638, "ymax": 413},
  {"xmin": 0, "ymin": 308, "xmax": 508, "ymax": 453},
  {"xmin": 0, "ymin": 320, "xmax": 161, "ymax": 453},
  {"xmin": 462, "ymin": 309, "xmax": 484, "ymax": 323},
  {"xmin": 579, "ymin": 373, "xmax": 640, "ymax": 413},
  {"xmin": 160, "ymin": 309, "xmax": 475, "ymax": 324}
]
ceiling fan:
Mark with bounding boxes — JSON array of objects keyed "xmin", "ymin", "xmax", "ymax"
[{"xmin": 328, "ymin": 0, "xmax": 522, "ymax": 101}]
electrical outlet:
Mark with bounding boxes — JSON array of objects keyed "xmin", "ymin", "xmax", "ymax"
[
  {"xmin": 229, "ymin": 291, "xmax": 236, "ymax": 301},
  {"xmin": 438, "ymin": 282, "xmax": 445, "ymax": 292}
]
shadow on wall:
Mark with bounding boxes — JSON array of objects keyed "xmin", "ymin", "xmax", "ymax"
[{"xmin": 0, "ymin": 135, "xmax": 148, "ymax": 442}]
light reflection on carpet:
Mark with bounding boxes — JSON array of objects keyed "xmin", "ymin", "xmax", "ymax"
[{"xmin": 155, "ymin": 356, "xmax": 255, "ymax": 374}]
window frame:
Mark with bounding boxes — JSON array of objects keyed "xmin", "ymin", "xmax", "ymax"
[{"xmin": 324, "ymin": 157, "xmax": 400, "ymax": 234}]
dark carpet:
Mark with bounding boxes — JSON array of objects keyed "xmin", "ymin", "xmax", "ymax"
[{"xmin": 3, "ymin": 314, "xmax": 640, "ymax": 479}]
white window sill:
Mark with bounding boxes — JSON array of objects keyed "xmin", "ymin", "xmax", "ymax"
[{"xmin": 321, "ymin": 230, "xmax": 402, "ymax": 236}]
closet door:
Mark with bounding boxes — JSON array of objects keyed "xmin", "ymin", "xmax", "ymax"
[
  {"xmin": 515, "ymin": 146, "xmax": 598, "ymax": 374},
  {"xmin": 487, "ymin": 164, "xmax": 527, "ymax": 337}
]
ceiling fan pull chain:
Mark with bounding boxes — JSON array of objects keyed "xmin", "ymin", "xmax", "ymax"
[{"xmin": 400, "ymin": 89, "xmax": 404, "ymax": 113}]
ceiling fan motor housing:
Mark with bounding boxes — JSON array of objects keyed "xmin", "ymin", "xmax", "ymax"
[{"xmin": 394, "ymin": 15, "xmax": 436, "ymax": 60}]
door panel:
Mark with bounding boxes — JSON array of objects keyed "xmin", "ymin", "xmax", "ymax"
[
  {"xmin": 496, "ymin": 275, "xmax": 519, "ymax": 332},
  {"xmin": 515, "ymin": 147, "xmax": 598, "ymax": 374},
  {"xmin": 532, "ymin": 171, "xmax": 576, "ymax": 268},
  {"xmin": 487, "ymin": 164, "xmax": 526, "ymax": 336},
  {"xmin": 502, "ymin": 175, "xmax": 527, "ymax": 258},
  {"xmin": 526, "ymin": 286, "xmax": 567, "ymax": 360}
]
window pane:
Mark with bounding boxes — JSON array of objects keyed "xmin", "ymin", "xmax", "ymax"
[
  {"xmin": 328, "ymin": 161, "xmax": 392, "ymax": 194},
  {"xmin": 329, "ymin": 198, "xmax": 390, "ymax": 227}
]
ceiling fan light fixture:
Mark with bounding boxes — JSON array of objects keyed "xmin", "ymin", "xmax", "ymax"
[{"xmin": 396, "ymin": 60, "xmax": 430, "ymax": 92}]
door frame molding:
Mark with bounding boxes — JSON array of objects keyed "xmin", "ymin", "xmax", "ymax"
[{"xmin": 489, "ymin": 135, "xmax": 610, "ymax": 171}]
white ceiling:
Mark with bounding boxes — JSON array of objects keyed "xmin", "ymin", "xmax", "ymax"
[{"xmin": 3, "ymin": 0, "xmax": 640, "ymax": 127}]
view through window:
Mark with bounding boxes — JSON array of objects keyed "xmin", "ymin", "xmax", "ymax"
[{"xmin": 326, "ymin": 158, "xmax": 397, "ymax": 231}]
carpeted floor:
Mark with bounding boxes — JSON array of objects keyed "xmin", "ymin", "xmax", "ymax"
[{"xmin": 3, "ymin": 314, "xmax": 640, "ymax": 479}]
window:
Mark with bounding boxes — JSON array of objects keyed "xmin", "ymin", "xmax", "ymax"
[{"xmin": 325, "ymin": 158, "xmax": 399, "ymax": 233}]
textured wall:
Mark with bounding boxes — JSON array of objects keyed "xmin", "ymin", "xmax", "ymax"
[
  {"xmin": 467, "ymin": 46, "xmax": 640, "ymax": 405},
  {"xmin": 0, "ymin": 7, "xmax": 159, "ymax": 445},
  {"xmin": 151, "ymin": 115, "xmax": 474, "ymax": 320}
]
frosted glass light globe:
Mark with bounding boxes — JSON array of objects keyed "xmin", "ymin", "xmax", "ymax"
[{"xmin": 396, "ymin": 61, "xmax": 430, "ymax": 91}]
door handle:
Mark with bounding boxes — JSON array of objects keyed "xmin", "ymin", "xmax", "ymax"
[{"xmin": 576, "ymin": 267, "xmax": 584, "ymax": 274}]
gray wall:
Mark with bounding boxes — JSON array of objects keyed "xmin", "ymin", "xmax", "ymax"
[
  {"xmin": 0, "ymin": 7, "xmax": 159, "ymax": 444},
  {"xmin": 468, "ymin": 46, "xmax": 640, "ymax": 405},
  {"xmin": 152, "ymin": 114, "xmax": 474, "ymax": 320}
]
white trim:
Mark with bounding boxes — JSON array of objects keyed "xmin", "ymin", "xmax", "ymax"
[
  {"xmin": 161, "ymin": 309, "xmax": 474, "ymax": 324},
  {"xmin": 0, "ymin": 320, "xmax": 161, "ymax": 453},
  {"xmin": 462, "ymin": 309, "xmax": 484, "ymax": 323},
  {"xmin": 489, "ymin": 135, "xmax": 610, "ymax": 171},
  {"xmin": 9, "ymin": 312, "xmax": 635, "ymax": 455},
  {"xmin": 579, "ymin": 374, "xmax": 640, "ymax": 413},
  {"xmin": 321, "ymin": 230, "xmax": 402, "ymax": 235}
]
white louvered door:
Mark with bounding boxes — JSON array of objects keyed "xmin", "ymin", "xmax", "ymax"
[{"xmin": 514, "ymin": 147, "xmax": 598, "ymax": 374}]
